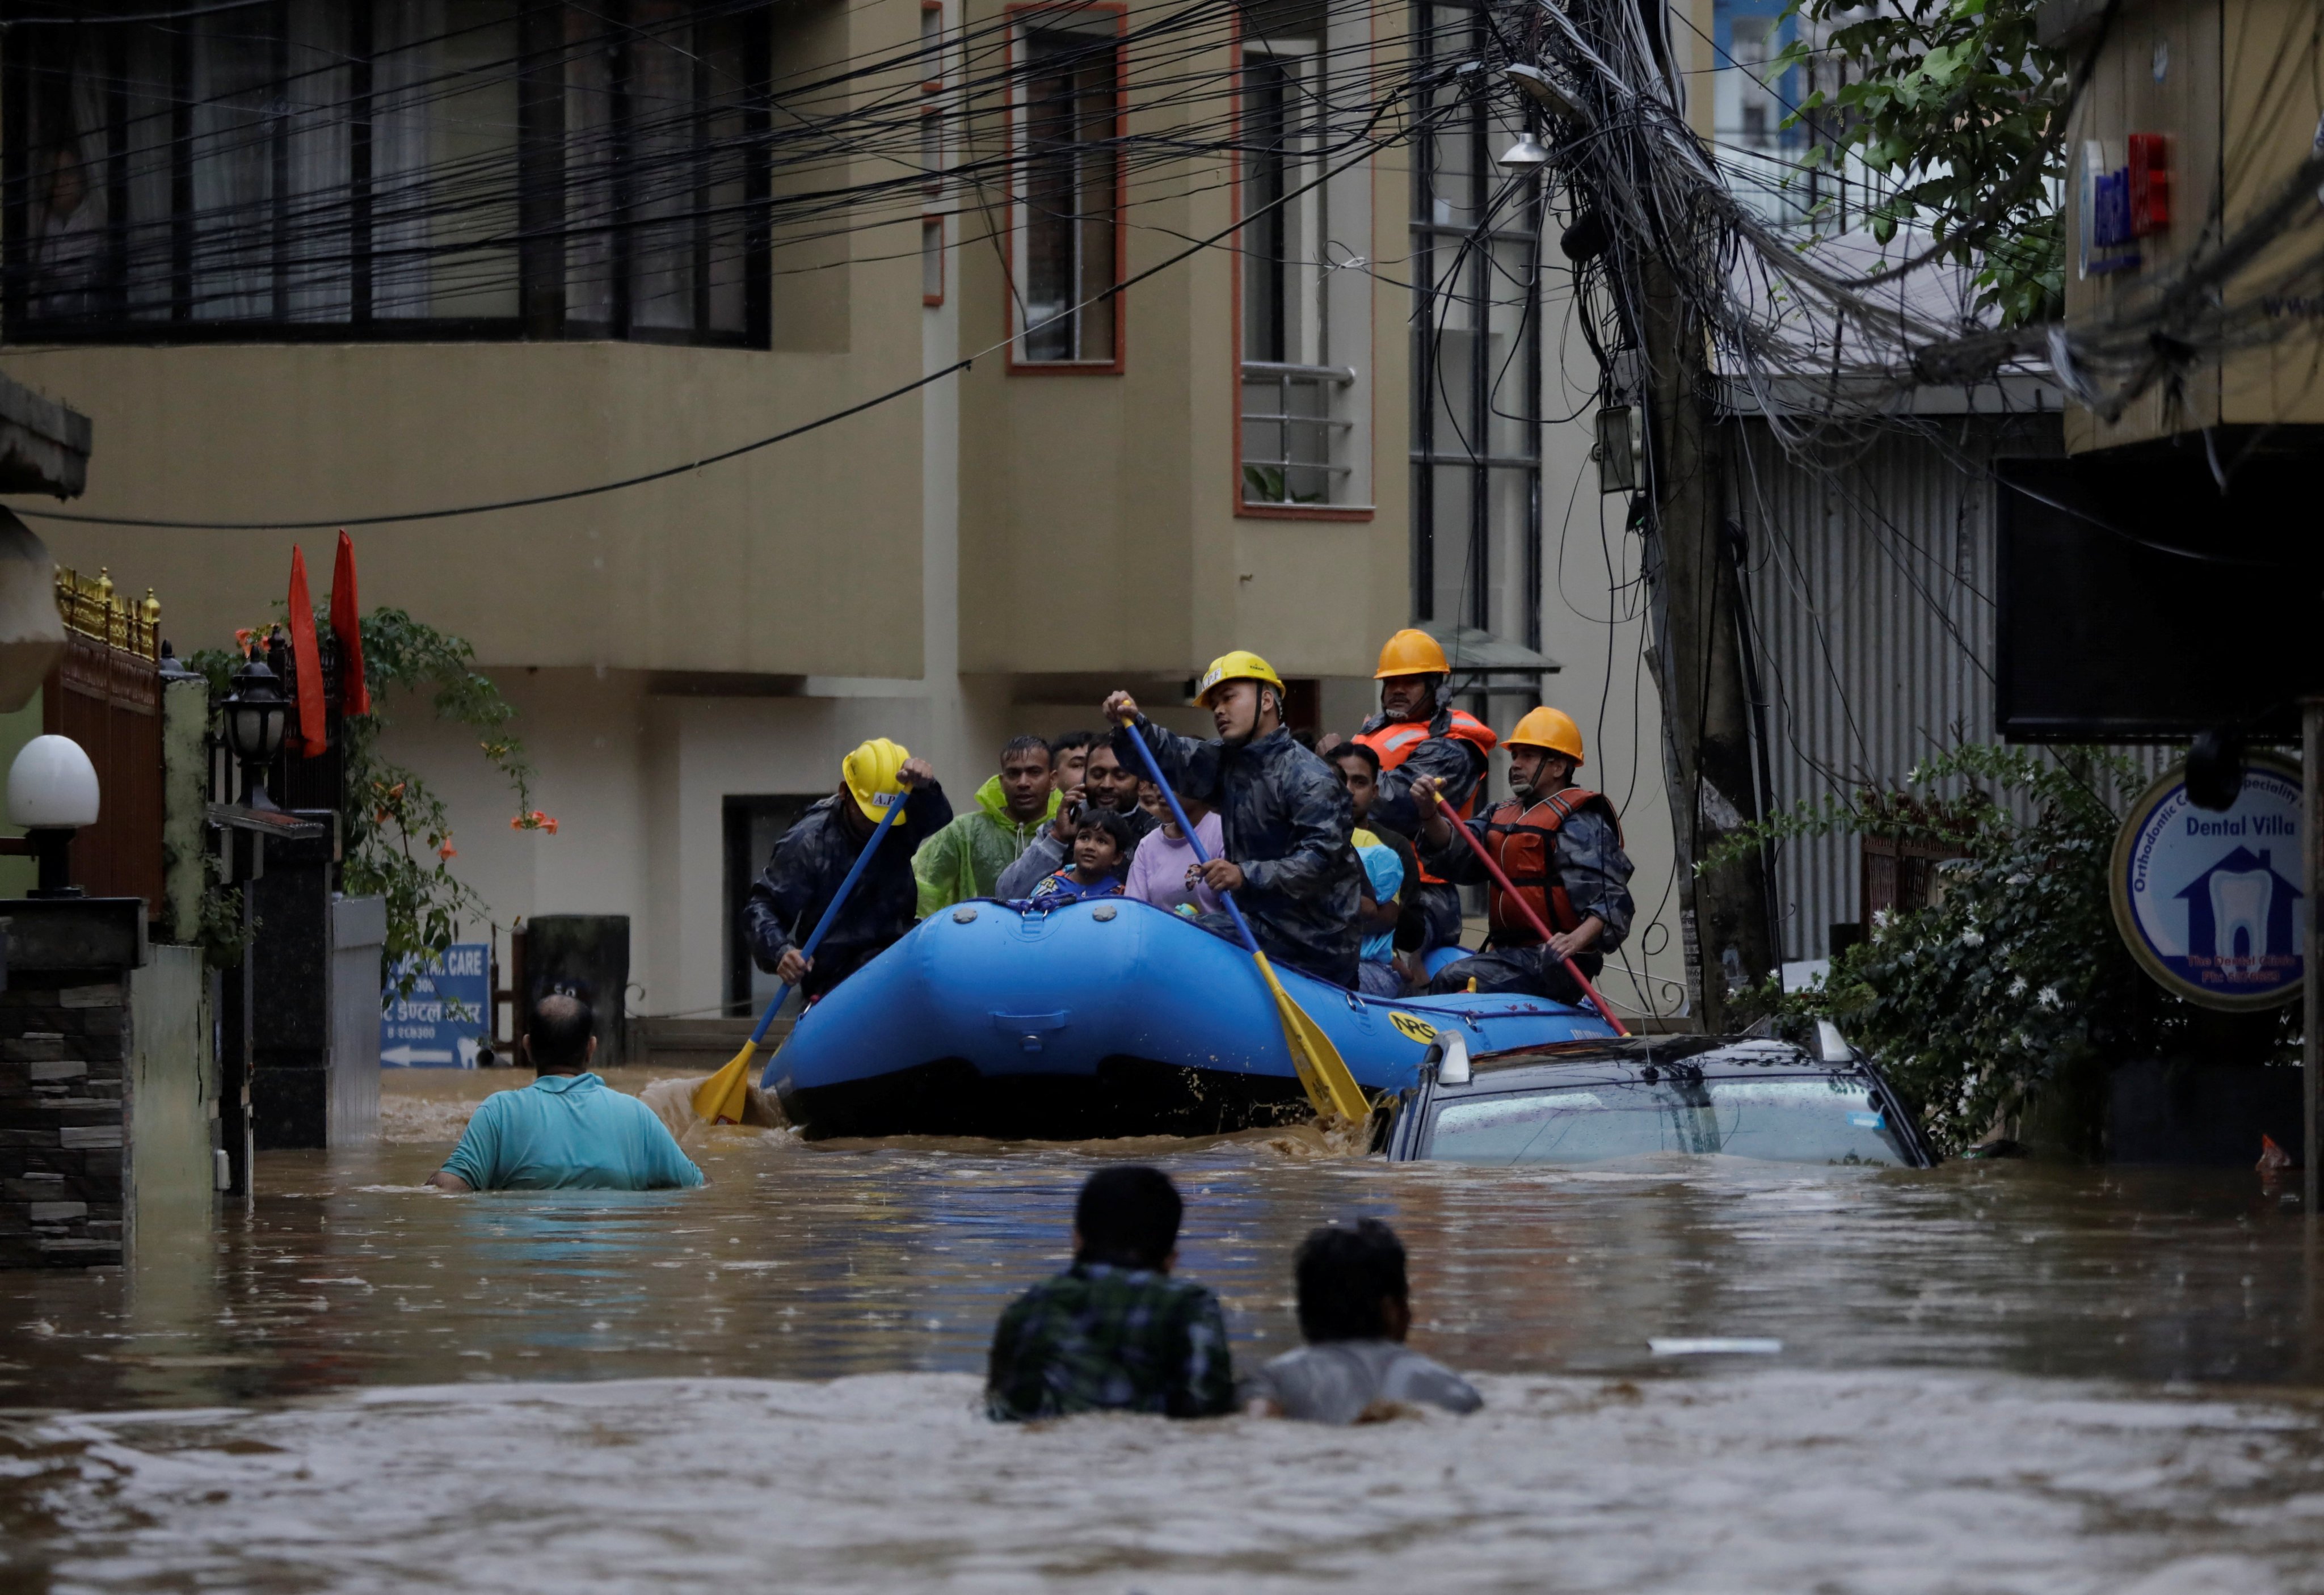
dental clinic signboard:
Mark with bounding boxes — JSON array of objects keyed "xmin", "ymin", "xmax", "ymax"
[
  {"xmin": 381, "ymin": 942, "xmax": 491, "ymax": 1067},
  {"xmin": 2110, "ymin": 755, "xmax": 2303, "ymax": 1010}
]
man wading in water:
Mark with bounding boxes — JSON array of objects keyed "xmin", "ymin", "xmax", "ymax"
[
  {"xmin": 427, "ymin": 993, "xmax": 702, "ymax": 1192},
  {"xmin": 1101, "ymin": 651, "xmax": 1361, "ymax": 988}
]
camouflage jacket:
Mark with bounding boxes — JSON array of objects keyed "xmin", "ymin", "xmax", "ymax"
[
  {"xmin": 741, "ymin": 786, "xmax": 954, "ymax": 972},
  {"xmin": 986, "ymin": 1262, "xmax": 1236, "ymax": 1421},
  {"xmin": 1112, "ymin": 717, "xmax": 1361, "ymax": 986},
  {"xmin": 1421, "ymin": 796, "xmax": 1637, "ymax": 953}
]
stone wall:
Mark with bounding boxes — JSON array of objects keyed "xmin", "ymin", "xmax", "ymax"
[{"xmin": 0, "ymin": 900, "xmax": 147, "ymax": 1268}]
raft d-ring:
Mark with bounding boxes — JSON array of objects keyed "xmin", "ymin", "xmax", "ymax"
[
  {"xmin": 1092, "ymin": 905, "xmax": 1117, "ymax": 921},
  {"xmin": 1342, "ymin": 989, "xmax": 1366, "ymax": 1012},
  {"xmin": 951, "ymin": 907, "xmax": 979, "ymax": 924}
]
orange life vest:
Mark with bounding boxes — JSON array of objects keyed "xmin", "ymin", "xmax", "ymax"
[
  {"xmin": 1480, "ymin": 787, "xmax": 1622, "ymax": 944},
  {"xmin": 1354, "ymin": 709, "xmax": 1498, "ymax": 886}
]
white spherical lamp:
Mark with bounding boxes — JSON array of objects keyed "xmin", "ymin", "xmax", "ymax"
[{"xmin": 7, "ymin": 734, "xmax": 100, "ymax": 897}]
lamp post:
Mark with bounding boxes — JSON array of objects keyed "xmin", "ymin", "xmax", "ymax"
[
  {"xmin": 7, "ymin": 734, "xmax": 101, "ymax": 898},
  {"xmin": 224, "ymin": 655, "xmax": 289, "ymax": 811}
]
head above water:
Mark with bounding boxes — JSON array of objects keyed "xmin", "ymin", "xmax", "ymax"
[
  {"xmin": 1073, "ymin": 1165, "xmax": 1183, "ymax": 1272},
  {"xmin": 998, "ymin": 735, "xmax": 1054, "ymax": 822},
  {"xmin": 524, "ymin": 991, "xmax": 597, "ymax": 1075},
  {"xmin": 1294, "ymin": 1217, "xmax": 1411, "ymax": 1344}
]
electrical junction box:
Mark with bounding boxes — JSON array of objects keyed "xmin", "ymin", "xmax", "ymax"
[{"xmin": 2044, "ymin": 0, "xmax": 2324, "ymax": 453}]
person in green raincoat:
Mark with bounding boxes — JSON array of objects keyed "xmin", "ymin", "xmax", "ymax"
[{"xmin": 912, "ymin": 734, "xmax": 1062, "ymax": 914}]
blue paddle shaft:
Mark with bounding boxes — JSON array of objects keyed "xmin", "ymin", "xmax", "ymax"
[
  {"xmin": 1118, "ymin": 718, "xmax": 1264, "ymax": 956},
  {"xmin": 751, "ymin": 792, "xmax": 912, "ymax": 1043}
]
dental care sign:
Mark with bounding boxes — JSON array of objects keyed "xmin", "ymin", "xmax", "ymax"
[
  {"xmin": 381, "ymin": 943, "xmax": 491, "ymax": 1067},
  {"xmin": 2110, "ymin": 755, "xmax": 2303, "ymax": 1011}
]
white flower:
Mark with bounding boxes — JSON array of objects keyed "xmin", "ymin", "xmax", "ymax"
[
  {"xmin": 2037, "ymin": 986, "xmax": 2060, "ymax": 1008},
  {"xmin": 1961, "ymin": 929, "xmax": 1985, "ymax": 947},
  {"xmin": 2009, "ymin": 977, "xmax": 2027, "ymax": 997}
]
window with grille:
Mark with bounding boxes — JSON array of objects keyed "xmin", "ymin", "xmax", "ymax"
[
  {"xmin": 1409, "ymin": 0, "xmax": 1542, "ymax": 638},
  {"xmin": 2, "ymin": 0, "xmax": 772, "ymax": 346}
]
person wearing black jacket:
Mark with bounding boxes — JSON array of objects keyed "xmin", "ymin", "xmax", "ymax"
[{"xmin": 741, "ymin": 738, "xmax": 952, "ymax": 1002}]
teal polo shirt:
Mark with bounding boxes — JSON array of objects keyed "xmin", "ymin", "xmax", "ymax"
[{"xmin": 438, "ymin": 1072, "xmax": 705, "ymax": 1192}]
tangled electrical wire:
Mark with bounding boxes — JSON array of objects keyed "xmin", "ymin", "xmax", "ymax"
[{"xmin": 1478, "ymin": 0, "xmax": 2324, "ymax": 454}]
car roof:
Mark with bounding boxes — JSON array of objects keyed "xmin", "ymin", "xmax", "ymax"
[{"xmin": 1464, "ymin": 1034, "xmax": 1829, "ymax": 1079}]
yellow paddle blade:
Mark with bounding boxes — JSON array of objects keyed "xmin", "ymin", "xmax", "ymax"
[
  {"xmin": 1250, "ymin": 950, "xmax": 1370, "ymax": 1125},
  {"xmin": 691, "ymin": 1041, "xmax": 756, "ymax": 1125}
]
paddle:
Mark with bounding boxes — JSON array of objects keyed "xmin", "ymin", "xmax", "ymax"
[
  {"xmin": 1422, "ymin": 786, "xmax": 1631, "ymax": 1037},
  {"xmin": 692, "ymin": 791, "xmax": 913, "ymax": 1123},
  {"xmin": 1118, "ymin": 719, "xmax": 1370, "ymax": 1126}
]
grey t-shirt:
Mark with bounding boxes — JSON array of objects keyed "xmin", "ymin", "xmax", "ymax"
[{"xmin": 1239, "ymin": 1340, "xmax": 1483, "ymax": 1425}]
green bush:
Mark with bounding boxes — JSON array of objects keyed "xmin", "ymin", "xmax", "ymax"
[{"xmin": 1717, "ymin": 746, "xmax": 2294, "ymax": 1157}]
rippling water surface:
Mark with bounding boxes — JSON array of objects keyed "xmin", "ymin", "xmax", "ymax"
[{"xmin": 2, "ymin": 1067, "xmax": 2321, "ymax": 1592}]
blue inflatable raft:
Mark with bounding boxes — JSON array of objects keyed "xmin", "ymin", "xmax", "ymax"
[{"xmin": 764, "ymin": 897, "xmax": 1619, "ymax": 1139}]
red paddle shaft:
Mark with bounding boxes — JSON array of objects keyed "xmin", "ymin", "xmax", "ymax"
[{"xmin": 1425, "ymin": 789, "xmax": 1631, "ymax": 1037}]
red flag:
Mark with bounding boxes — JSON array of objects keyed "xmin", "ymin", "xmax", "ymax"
[
  {"xmin": 287, "ymin": 545, "xmax": 327, "ymax": 757},
  {"xmin": 330, "ymin": 530, "xmax": 370, "ymax": 718}
]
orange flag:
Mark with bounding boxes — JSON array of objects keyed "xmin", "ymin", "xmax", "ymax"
[
  {"xmin": 287, "ymin": 546, "xmax": 327, "ymax": 757},
  {"xmin": 330, "ymin": 530, "xmax": 370, "ymax": 718}
]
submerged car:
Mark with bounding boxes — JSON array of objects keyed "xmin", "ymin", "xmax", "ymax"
[{"xmin": 1383, "ymin": 1030, "xmax": 1936, "ymax": 1168}]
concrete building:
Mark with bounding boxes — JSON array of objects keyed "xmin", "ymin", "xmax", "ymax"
[{"xmin": 0, "ymin": 0, "xmax": 1712, "ymax": 1025}]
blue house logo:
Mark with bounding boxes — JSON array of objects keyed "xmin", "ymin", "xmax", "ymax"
[{"xmin": 2173, "ymin": 846, "xmax": 2301, "ymax": 967}]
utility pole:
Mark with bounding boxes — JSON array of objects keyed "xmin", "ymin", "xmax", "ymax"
[
  {"xmin": 1639, "ymin": 258, "xmax": 1774, "ymax": 1028},
  {"xmin": 2304, "ymin": 697, "xmax": 2321, "ymax": 1219}
]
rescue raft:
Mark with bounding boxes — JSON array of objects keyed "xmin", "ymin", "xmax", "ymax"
[{"xmin": 764, "ymin": 896, "xmax": 1619, "ymax": 1138}]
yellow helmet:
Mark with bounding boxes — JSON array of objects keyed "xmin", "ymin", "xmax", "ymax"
[
  {"xmin": 1194, "ymin": 649, "xmax": 1286, "ymax": 707},
  {"xmin": 841, "ymin": 737, "xmax": 913, "ymax": 820},
  {"xmin": 1508, "ymin": 706, "xmax": 1584, "ymax": 765},
  {"xmin": 1374, "ymin": 627, "xmax": 1451, "ymax": 680}
]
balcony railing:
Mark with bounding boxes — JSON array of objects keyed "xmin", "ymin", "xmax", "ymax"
[{"xmin": 1241, "ymin": 361, "xmax": 1357, "ymax": 507}]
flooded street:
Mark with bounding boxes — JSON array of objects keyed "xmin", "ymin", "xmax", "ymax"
[{"xmin": 3, "ymin": 1068, "xmax": 2322, "ymax": 1590}]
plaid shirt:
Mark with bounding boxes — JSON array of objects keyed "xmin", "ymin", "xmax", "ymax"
[{"xmin": 986, "ymin": 1262, "xmax": 1235, "ymax": 1421}]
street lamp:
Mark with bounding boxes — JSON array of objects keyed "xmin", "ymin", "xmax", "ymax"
[
  {"xmin": 7, "ymin": 734, "xmax": 100, "ymax": 898},
  {"xmin": 224, "ymin": 655, "xmax": 289, "ymax": 811},
  {"xmin": 1496, "ymin": 128, "xmax": 1551, "ymax": 169}
]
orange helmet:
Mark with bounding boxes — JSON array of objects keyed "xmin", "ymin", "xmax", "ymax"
[
  {"xmin": 1507, "ymin": 706, "xmax": 1584, "ymax": 765},
  {"xmin": 1374, "ymin": 628, "xmax": 1450, "ymax": 679}
]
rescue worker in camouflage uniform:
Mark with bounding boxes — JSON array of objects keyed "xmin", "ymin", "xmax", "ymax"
[
  {"xmin": 1348, "ymin": 629, "xmax": 1499, "ymax": 952},
  {"xmin": 1408, "ymin": 707, "xmax": 1635, "ymax": 1007},
  {"xmin": 742, "ymin": 738, "xmax": 952, "ymax": 1003},
  {"xmin": 1101, "ymin": 651, "xmax": 1362, "ymax": 988}
]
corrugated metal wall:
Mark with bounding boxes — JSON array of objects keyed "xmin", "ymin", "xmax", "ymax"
[{"xmin": 1729, "ymin": 412, "xmax": 2169, "ymax": 961}]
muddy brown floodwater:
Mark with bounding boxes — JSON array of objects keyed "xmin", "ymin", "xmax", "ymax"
[{"xmin": 2, "ymin": 1067, "xmax": 2322, "ymax": 1592}]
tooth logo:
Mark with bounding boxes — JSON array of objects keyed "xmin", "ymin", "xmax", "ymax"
[
  {"xmin": 2207, "ymin": 868, "xmax": 2271, "ymax": 971},
  {"xmin": 2173, "ymin": 845, "xmax": 2301, "ymax": 980},
  {"xmin": 2116, "ymin": 759, "xmax": 2305, "ymax": 1010}
]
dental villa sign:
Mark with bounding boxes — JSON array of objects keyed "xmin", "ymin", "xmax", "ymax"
[{"xmin": 2110, "ymin": 755, "xmax": 2304, "ymax": 1010}]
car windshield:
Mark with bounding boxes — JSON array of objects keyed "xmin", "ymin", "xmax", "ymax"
[{"xmin": 1423, "ymin": 1074, "xmax": 1912, "ymax": 1167}]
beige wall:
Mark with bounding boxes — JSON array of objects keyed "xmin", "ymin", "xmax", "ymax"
[
  {"xmin": 954, "ymin": 0, "xmax": 1410, "ymax": 683},
  {"xmin": 3, "ymin": 335, "xmax": 928, "ymax": 677}
]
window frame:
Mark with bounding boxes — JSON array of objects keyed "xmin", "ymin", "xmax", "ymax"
[
  {"xmin": 1409, "ymin": 0, "xmax": 1544, "ymax": 641},
  {"xmin": 1231, "ymin": 23, "xmax": 1372, "ymax": 523},
  {"xmin": 0, "ymin": 1, "xmax": 774, "ymax": 348},
  {"xmin": 922, "ymin": 214, "xmax": 946, "ymax": 308},
  {"xmin": 1002, "ymin": 0, "xmax": 1127, "ymax": 376}
]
